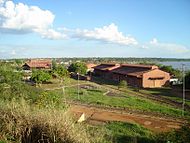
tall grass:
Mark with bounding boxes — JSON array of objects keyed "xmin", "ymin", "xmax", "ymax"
[{"xmin": 0, "ymin": 99, "xmax": 102, "ymax": 143}]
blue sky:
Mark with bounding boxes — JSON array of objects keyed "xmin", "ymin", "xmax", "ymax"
[{"xmin": 0, "ymin": 0, "xmax": 190, "ymax": 59}]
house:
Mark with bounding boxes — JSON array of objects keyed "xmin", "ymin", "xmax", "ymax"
[
  {"xmin": 22, "ymin": 59, "xmax": 52, "ymax": 70},
  {"xmin": 93, "ymin": 63, "xmax": 120, "ymax": 79},
  {"xmin": 93, "ymin": 63, "xmax": 170, "ymax": 88}
]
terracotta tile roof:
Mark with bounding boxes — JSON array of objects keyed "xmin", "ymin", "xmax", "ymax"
[
  {"xmin": 86, "ymin": 63, "xmax": 97, "ymax": 69},
  {"xmin": 121, "ymin": 64, "xmax": 158, "ymax": 69},
  {"xmin": 94, "ymin": 63, "xmax": 120, "ymax": 71},
  {"xmin": 111, "ymin": 64, "xmax": 156, "ymax": 77},
  {"xmin": 25, "ymin": 59, "xmax": 52, "ymax": 69}
]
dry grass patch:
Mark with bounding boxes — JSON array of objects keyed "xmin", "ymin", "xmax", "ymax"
[{"xmin": 0, "ymin": 99, "xmax": 100, "ymax": 143}]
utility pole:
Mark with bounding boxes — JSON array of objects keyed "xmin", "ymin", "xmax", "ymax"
[
  {"xmin": 77, "ymin": 73, "xmax": 80, "ymax": 100},
  {"xmin": 182, "ymin": 64, "xmax": 185, "ymax": 116}
]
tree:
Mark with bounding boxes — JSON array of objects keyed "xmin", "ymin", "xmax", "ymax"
[
  {"xmin": 15, "ymin": 59, "xmax": 22, "ymax": 65},
  {"xmin": 31, "ymin": 70, "xmax": 51, "ymax": 85},
  {"xmin": 68, "ymin": 62, "xmax": 87, "ymax": 75},
  {"xmin": 160, "ymin": 65, "xmax": 181, "ymax": 78},
  {"xmin": 118, "ymin": 80, "xmax": 127, "ymax": 89},
  {"xmin": 54, "ymin": 65, "xmax": 69, "ymax": 83},
  {"xmin": 0, "ymin": 64, "xmax": 22, "ymax": 84},
  {"xmin": 52, "ymin": 59, "xmax": 57, "ymax": 70}
]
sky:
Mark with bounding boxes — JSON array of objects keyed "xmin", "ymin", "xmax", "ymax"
[{"xmin": 0, "ymin": 0, "xmax": 190, "ymax": 59}]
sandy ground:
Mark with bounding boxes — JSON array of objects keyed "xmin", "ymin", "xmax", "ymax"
[{"xmin": 69, "ymin": 104, "xmax": 185, "ymax": 133}]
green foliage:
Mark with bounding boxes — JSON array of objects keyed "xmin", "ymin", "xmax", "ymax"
[
  {"xmin": 31, "ymin": 70, "xmax": 51, "ymax": 84},
  {"xmin": 68, "ymin": 62, "xmax": 87, "ymax": 75},
  {"xmin": 0, "ymin": 64, "xmax": 22, "ymax": 84},
  {"xmin": 14, "ymin": 59, "xmax": 22, "ymax": 65},
  {"xmin": 0, "ymin": 64, "xmax": 41, "ymax": 102},
  {"xmin": 118, "ymin": 80, "xmax": 127, "ymax": 89},
  {"xmin": 185, "ymin": 71, "xmax": 190, "ymax": 89},
  {"xmin": 52, "ymin": 59, "xmax": 57, "ymax": 70},
  {"xmin": 54, "ymin": 65, "xmax": 69, "ymax": 78},
  {"xmin": 35, "ymin": 91, "xmax": 64, "ymax": 109},
  {"xmin": 155, "ymin": 124, "xmax": 190, "ymax": 143},
  {"xmin": 160, "ymin": 65, "xmax": 181, "ymax": 78}
]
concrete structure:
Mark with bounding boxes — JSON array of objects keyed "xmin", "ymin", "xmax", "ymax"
[{"xmin": 93, "ymin": 64, "xmax": 170, "ymax": 88}]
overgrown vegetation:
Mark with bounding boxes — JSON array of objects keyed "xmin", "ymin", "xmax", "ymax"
[
  {"xmin": 0, "ymin": 63, "xmax": 100, "ymax": 143},
  {"xmin": 0, "ymin": 99, "xmax": 94, "ymax": 143}
]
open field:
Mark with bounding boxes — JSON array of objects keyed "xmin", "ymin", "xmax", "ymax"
[{"xmin": 46, "ymin": 81, "xmax": 189, "ymax": 117}]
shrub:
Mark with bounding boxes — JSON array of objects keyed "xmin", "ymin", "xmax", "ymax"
[{"xmin": 118, "ymin": 80, "xmax": 127, "ymax": 89}]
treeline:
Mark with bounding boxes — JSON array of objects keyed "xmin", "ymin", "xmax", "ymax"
[
  {"xmin": 48, "ymin": 57, "xmax": 190, "ymax": 64},
  {"xmin": 1, "ymin": 57, "xmax": 190, "ymax": 65}
]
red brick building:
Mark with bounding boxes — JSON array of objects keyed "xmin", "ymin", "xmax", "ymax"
[
  {"xmin": 93, "ymin": 63, "xmax": 120, "ymax": 79},
  {"xmin": 22, "ymin": 59, "xmax": 52, "ymax": 70},
  {"xmin": 93, "ymin": 64, "xmax": 170, "ymax": 88}
]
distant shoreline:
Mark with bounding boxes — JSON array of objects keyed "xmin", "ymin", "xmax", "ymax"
[{"xmin": 1, "ymin": 57, "xmax": 190, "ymax": 62}]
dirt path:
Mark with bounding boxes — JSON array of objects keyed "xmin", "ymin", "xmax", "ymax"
[{"xmin": 69, "ymin": 104, "xmax": 186, "ymax": 133}]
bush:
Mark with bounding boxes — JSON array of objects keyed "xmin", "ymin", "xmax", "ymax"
[
  {"xmin": 118, "ymin": 80, "xmax": 127, "ymax": 89},
  {"xmin": 31, "ymin": 70, "xmax": 51, "ymax": 84}
]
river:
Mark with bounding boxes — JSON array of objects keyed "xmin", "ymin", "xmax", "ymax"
[{"xmin": 159, "ymin": 61, "xmax": 190, "ymax": 71}]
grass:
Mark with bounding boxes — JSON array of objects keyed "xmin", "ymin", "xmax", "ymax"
[
  {"xmin": 87, "ymin": 121, "xmax": 154, "ymax": 143},
  {"xmin": 104, "ymin": 122, "xmax": 154, "ymax": 143},
  {"xmin": 139, "ymin": 87, "xmax": 190, "ymax": 106},
  {"xmin": 0, "ymin": 99, "xmax": 102, "ymax": 143},
  {"xmin": 40, "ymin": 77, "xmax": 87, "ymax": 89},
  {"xmin": 162, "ymin": 96, "xmax": 190, "ymax": 106},
  {"xmin": 88, "ymin": 121, "xmax": 190, "ymax": 143},
  {"xmin": 51, "ymin": 86, "xmax": 189, "ymax": 117}
]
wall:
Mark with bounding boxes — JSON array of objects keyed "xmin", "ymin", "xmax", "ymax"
[{"xmin": 142, "ymin": 69, "xmax": 170, "ymax": 88}]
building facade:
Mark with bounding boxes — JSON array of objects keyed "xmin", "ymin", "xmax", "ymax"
[{"xmin": 93, "ymin": 64, "xmax": 170, "ymax": 88}]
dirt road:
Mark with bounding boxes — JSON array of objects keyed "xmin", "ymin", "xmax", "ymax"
[{"xmin": 69, "ymin": 104, "xmax": 186, "ymax": 132}]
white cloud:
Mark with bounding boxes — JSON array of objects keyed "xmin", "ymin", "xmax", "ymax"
[
  {"xmin": 70, "ymin": 23, "xmax": 138, "ymax": 46},
  {"xmin": 10, "ymin": 49, "xmax": 16, "ymax": 55},
  {"xmin": 0, "ymin": 0, "xmax": 64, "ymax": 39},
  {"xmin": 150, "ymin": 38, "xmax": 158, "ymax": 44},
  {"xmin": 148, "ymin": 38, "xmax": 189, "ymax": 53}
]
